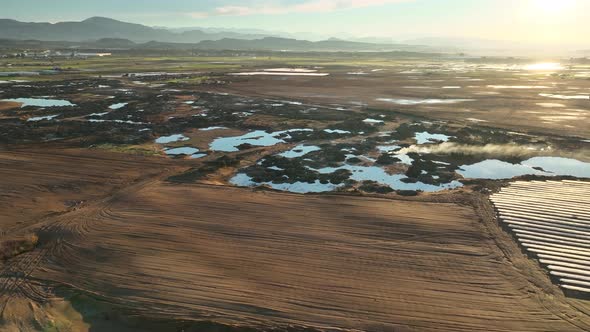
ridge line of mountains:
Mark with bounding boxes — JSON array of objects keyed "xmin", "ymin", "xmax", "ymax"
[{"xmin": 0, "ymin": 17, "xmax": 435, "ymax": 52}]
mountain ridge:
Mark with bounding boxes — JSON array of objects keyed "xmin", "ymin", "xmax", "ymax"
[
  {"xmin": 0, "ymin": 17, "xmax": 433, "ymax": 52},
  {"xmin": 0, "ymin": 17, "xmax": 268, "ymax": 43}
]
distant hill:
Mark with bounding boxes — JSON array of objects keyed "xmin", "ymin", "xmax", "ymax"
[
  {"xmin": 402, "ymin": 37, "xmax": 586, "ymax": 56},
  {"xmin": 0, "ymin": 17, "xmax": 435, "ymax": 53},
  {"xmin": 195, "ymin": 37, "xmax": 430, "ymax": 52},
  {"xmin": 0, "ymin": 17, "xmax": 269, "ymax": 43},
  {"xmin": 0, "ymin": 37, "xmax": 439, "ymax": 55}
]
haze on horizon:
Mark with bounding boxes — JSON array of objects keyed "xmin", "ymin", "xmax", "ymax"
[{"xmin": 3, "ymin": 0, "xmax": 590, "ymax": 47}]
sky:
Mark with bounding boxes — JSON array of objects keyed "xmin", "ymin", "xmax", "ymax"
[{"xmin": 3, "ymin": 0, "xmax": 590, "ymax": 45}]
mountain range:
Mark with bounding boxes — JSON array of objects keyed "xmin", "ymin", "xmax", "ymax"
[
  {"xmin": 0, "ymin": 17, "xmax": 582, "ymax": 55},
  {"xmin": 0, "ymin": 17, "xmax": 269, "ymax": 44},
  {"xmin": 0, "ymin": 17, "xmax": 434, "ymax": 53}
]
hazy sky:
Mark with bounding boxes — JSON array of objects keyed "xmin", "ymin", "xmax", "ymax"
[{"xmin": 3, "ymin": 0, "xmax": 589, "ymax": 44}]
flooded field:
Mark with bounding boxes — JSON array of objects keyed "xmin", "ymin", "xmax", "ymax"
[
  {"xmin": 1, "ymin": 55, "xmax": 589, "ymax": 332},
  {"xmin": 2, "ymin": 97, "xmax": 76, "ymax": 107},
  {"xmin": 0, "ymin": 58, "xmax": 588, "ymax": 196}
]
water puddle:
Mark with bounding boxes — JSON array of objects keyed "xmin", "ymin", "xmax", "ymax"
[
  {"xmin": 466, "ymin": 118, "xmax": 488, "ymax": 123},
  {"xmin": 539, "ymin": 93, "xmax": 589, "ymax": 100},
  {"xmin": 200, "ymin": 126, "xmax": 228, "ymax": 131},
  {"xmin": 264, "ymin": 68, "xmax": 317, "ymax": 73},
  {"xmin": 487, "ymin": 85, "xmax": 550, "ymax": 89},
  {"xmin": 27, "ymin": 114, "xmax": 60, "ymax": 122},
  {"xmin": 3, "ymin": 98, "xmax": 76, "ymax": 108},
  {"xmin": 415, "ymin": 132, "xmax": 452, "ymax": 144},
  {"xmin": 363, "ymin": 118, "xmax": 385, "ymax": 124},
  {"xmin": 164, "ymin": 147, "xmax": 200, "ymax": 156},
  {"xmin": 88, "ymin": 119, "xmax": 144, "ymax": 125},
  {"xmin": 278, "ymin": 145, "xmax": 321, "ymax": 158},
  {"xmin": 230, "ymin": 173, "xmax": 339, "ymax": 193},
  {"xmin": 109, "ymin": 102, "xmax": 128, "ymax": 110},
  {"xmin": 377, "ymin": 145, "xmax": 401, "ymax": 153},
  {"xmin": 393, "ymin": 154, "xmax": 413, "ymax": 165},
  {"xmin": 376, "ymin": 98, "xmax": 474, "ymax": 105},
  {"xmin": 313, "ymin": 165, "xmax": 463, "ymax": 192},
  {"xmin": 524, "ymin": 63, "xmax": 564, "ymax": 71},
  {"xmin": 539, "ymin": 115, "xmax": 583, "ymax": 122},
  {"xmin": 88, "ymin": 112, "xmax": 109, "ymax": 117},
  {"xmin": 324, "ymin": 129, "xmax": 351, "ymax": 134},
  {"xmin": 230, "ymin": 72, "xmax": 329, "ymax": 77},
  {"xmin": 210, "ymin": 129, "xmax": 313, "ymax": 152},
  {"xmin": 536, "ymin": 103, "xmax": 566, "ymax": 108},
  {"xmin": 155, "ymin": 134, "xmax": 189, "ymax": 144}
]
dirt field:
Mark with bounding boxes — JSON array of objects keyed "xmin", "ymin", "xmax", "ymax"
[
  {"xmin": 1, "ymin": 56, "xmax": 589, "ymax": 331},
  {"xmin": 219, "ymin": 71, "xmax": 590, "ymax": 139},
  {"xmin": 0, "ymin": 147, "xmax": 180, "ymax": 232},
  {"xmin": 0, "ymin": 171, "xmax": 587, "ymax": 331}
]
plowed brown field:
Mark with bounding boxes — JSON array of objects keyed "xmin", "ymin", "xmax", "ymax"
[{"xmin": 1, "ymin": 150, "xmax": 590, "ymax": 331}]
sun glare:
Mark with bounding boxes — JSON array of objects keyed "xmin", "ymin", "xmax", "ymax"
[
  {"xmin": 532, "ymin": 0, "xmax": 576, "ymax": 13},
  {"xmin": 524, "ymin": 62, "xmax": 564, "ymax": 71}
]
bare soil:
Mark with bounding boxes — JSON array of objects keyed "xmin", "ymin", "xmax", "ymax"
[{"xmin": 0, "ymin": 151, "xmax": 589, "ymax": 330}]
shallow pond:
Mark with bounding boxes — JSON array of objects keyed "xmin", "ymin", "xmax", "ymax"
[
  {"xmin": 395, "ymin": 154, "xmax": 414, "ymax": 165},
  {"xmin": 88, "ymin": 112, "xmax": 109, "ymax": 117},
  {"xmin": 415, "ymin": 132, "xmax": 452, "ymax": 144},
  {"xmin": 200, "ymin": 126, "xmax": 228, "ymax": 131},
  {"xmin": 28, "ymin": 114, "xmax": 60, "ymax": 122},
  {"xmin": 3, "ymin": 98, "xmax": 76, "ymax": 108},
  {"xmin": 487, "ymin": 85, "xmax": 549, "ymax": 89},
  {"xmin": 210, "ymin": 129, "xmax": 313, "ymax": 152},
  {"xmin": 318, "ymin": 165, "xmax": 462, "ymax": 192},
  {"xmin": 230, "ymin": 72, "xmax": 329, "ymax": 77},
  {"xmin": 231, "ymin": 173, "xmax": 339, "ymax": 193},
  {"xmin": 377, "ymin": 145, "xmax": 401, "ymax": 153},
  {"xmin": 156, "ymin": 134, "xmax": 189, "ymax": 144},
  {"xmin": 324, "ymin": 129, "xmax": 351, "ymax": 134},
  {"xmin": 164, "ymin": 147, "xmax": 200, "ymax": 155},
  {"xmin": 363, "ymin": 118, "xmax": 384, "ymax": 124},
  {"xmin": 278, "ymin": 145, "xmax": 321, "ymax": 158},
  {"xmin": 109, "ymin": 102, "xmax": 128, "ymax": 110},
  {"xmin": 264, "ymin": 68, "xmax": 317, "ymax": 73},
  {"xmin": 376, "ymin": 98, "xmax": 474, "ymax": 105}
]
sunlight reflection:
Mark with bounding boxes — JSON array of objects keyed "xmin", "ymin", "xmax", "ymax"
[{"xmin": 524, "ymin": 62, "xmax": 564, "ymax": 71}]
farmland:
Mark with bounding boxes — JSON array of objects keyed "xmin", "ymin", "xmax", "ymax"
[{"xmin": 0, "ymin": 53, "xmax": 589, "ymax": 331}]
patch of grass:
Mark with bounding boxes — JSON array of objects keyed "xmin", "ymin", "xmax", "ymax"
[
  {"xmin": 164, "ymin": 75, "xmax": 211, "ymax": 84},
  {"xmin": 43, "ymin": 320, "xmax": 73, "ymax": 332},
  {"xmin": 93, "ymin": 143, "xmax": 163, "ymax": 157},
  {"xmin": 0, "ymin": 75, "xmax": 54, "ymax": 82},
  {"xmin": 0, "ymin": 234, "xmax": 39, "ymax": 260},
  {"xmin": 167, "ymin": 156, "xmax": 241, "ymax": 183}
]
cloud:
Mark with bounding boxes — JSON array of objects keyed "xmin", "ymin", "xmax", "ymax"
[{"xmin": 189, "ymin": 0, "xmax": 412, "ymax": 18}]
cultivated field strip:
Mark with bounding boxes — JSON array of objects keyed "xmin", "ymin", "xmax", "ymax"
[
  {"xmin": 490, "ymin": 180, "xmax": 590, "ymax": 296},
  {"xmin": 33, "ymin": 183, "xmax": 590, "ymax": 331},
  {"xmin": 0, "ymin": 148, "xmax": 173, "ymax": 231}
]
